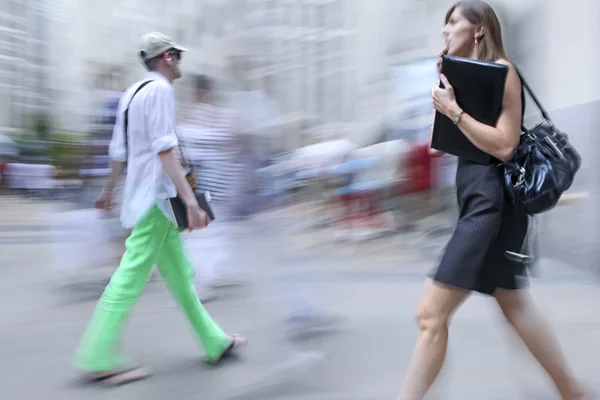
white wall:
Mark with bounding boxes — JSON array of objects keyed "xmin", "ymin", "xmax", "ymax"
[{"xmin": 544, "ymin": 0, "xmax": 600, "ymax": 110}]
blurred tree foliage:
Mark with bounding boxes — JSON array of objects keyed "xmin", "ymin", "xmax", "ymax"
[
  {"xmin": 14, "ymin": 113, "xmax": 53, "ymax": 159},
  {"xmin": 16, "ymin": 113, "xmax": 87, "ymax": 178},
  {"xmin": 51, "ymin": 133, "xmax": 87, "ymax": 179}
]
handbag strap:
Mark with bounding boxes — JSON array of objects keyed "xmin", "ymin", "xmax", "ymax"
[
  {"xmin": 123, "ymin": 80, "xmax": 194, "ymax": 172},
  {"xmin": 515, "ymin": 69, "xmax": 552, "ymax": 126}
]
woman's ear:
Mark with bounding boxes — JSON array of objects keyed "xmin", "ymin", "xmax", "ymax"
[{"xmin": 475, "ymin": 25, "xmax": 485, "ymax": 41}]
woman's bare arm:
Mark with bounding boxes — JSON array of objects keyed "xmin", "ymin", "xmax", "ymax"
[{"xmin": 437, "ymin": 59, "xmax": 522, "ymax": 162}]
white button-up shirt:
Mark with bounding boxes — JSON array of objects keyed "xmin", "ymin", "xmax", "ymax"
[{"xmin": 108, "ymin": 71, "xmax": 179, "ymax": 229}]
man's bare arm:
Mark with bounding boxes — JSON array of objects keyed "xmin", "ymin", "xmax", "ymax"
[
  {"xmin": 104, "ymin": 160, "xmax": 125, "ymax": 192},
  {"xmin": 94, "ymin": 160, "xmax": 124, "ymax": 210},
  {"xmin": 158, "ymin": 149, "xmax": 197, "ymax": 207}
]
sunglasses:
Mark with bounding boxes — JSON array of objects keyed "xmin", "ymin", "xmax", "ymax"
[{"xmin": 167, "ymin": 49, "xmax": 182, "ymax": 61}]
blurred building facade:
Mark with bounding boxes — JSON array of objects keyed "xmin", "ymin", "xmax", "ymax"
[
  {"xmin": 0, "ymin": 0, "xmax": 54, "ymax": 134},
  {"xmin": 0, "ymin": 0, "xmax": 598, "ymax": 148},
  {"xmin": 228, "ymin": 0, "xmax": 356, "ymax": 148},
  {"xmin": 55, "ymin": 0, "xmax": 238, "ymax": 131}
]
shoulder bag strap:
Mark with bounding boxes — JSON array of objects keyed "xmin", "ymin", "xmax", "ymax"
[
  {"xmin": 124, "ymin": 80, "xmax": 154, "ymax": 161},
  {"xmin": 515, "ymin": 69, "xmax": 553, "ymax": 131},
  {"xmin": 123, "ymin": 80, "xmax": 195, "ymax": 174}
]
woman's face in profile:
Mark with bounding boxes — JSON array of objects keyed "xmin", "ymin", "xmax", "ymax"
[{"xmin": 442, "ymin": 8, "xmax": 476, "ymax": 56}]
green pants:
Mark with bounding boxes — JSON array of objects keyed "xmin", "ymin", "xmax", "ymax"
[{"xmin": 75, "ymin": 205, "xmax": 229, "ymax": 372}]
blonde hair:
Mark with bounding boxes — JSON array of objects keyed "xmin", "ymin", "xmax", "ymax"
[{"xmin": 445, "ymin": 0, "xmax": 507, "ymax": 62}]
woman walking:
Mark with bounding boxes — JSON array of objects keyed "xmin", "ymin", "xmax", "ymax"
[{"xmin": 396, "ymin": 2, "xmax": 586, "ymax": 399}]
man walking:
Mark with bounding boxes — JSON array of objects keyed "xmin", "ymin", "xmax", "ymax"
[{"xmin": 75, "ymin": 32, "xmax": 245, "ymax": 386}]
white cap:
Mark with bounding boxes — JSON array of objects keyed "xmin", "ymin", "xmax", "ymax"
[{"xmin": 139, "ymin": 32, "xmax": 188, "ymax": 62}]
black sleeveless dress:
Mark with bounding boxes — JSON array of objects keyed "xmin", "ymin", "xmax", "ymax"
[{"xmin": 430, "ymin": 84, "xmax": 529, "ymax": 295}]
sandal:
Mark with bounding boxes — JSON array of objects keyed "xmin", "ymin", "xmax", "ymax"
[
  {"xmin": 81, "ymin": 366, "xmax": 152, "ymax": 386},
  {"xmin": 206, "ymin": 334, "xmax": 247, "ymax": 365}
]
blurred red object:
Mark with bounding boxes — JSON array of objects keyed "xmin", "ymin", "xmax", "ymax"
[{"xmin": 398, "ymin": 142, "xmax": 434, "ymax": 194}]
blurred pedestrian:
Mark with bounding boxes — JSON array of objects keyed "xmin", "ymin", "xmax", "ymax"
[{"xmin": 179, "ymin": 74, "xmax": 247, "ymax": 292}]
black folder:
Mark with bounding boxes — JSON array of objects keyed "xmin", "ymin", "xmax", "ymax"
[
  {"xmin": 431, "ymin": 55, "xmax": 508, "ymax": 164},
  {"xmin": 167, "ymin": 191, "xmax": 216, "ymax": 231}
]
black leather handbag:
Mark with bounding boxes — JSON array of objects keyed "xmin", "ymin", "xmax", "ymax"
[{"xmin": 502, "ymin": 72, "xmax": 582, "ymax": 215}]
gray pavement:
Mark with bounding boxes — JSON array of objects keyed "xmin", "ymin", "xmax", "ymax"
[{"xmin": 1, "ymin": 199, "xmax": 600, "ymax": 399}]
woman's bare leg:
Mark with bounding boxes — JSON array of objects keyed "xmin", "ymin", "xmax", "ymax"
[
  {"xmin": 396, "ymin": 279, "xmax": 470, "ymax": 400},
  {"xmin": 494, "ymin": 289, "xmax": 584, "ymax": 400}
]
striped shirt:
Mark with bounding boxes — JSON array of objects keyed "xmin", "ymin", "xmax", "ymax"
[{"xmin": 178, "ymin": 103, "xmax": 244, "ymax": 207}]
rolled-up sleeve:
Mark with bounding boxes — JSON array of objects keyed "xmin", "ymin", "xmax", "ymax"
[
  {"xmin": 108, "ymin": 101, "xmax": 127, "ymax": 162},
  {"xmin": 146, "ymin": 84, "xmax": 179, "ymax": 154}
]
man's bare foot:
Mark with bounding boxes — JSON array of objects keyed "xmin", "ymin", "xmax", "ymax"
[{"xmin": 206, "ymin": 334, "xmax": 247, "ymax": 365}]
